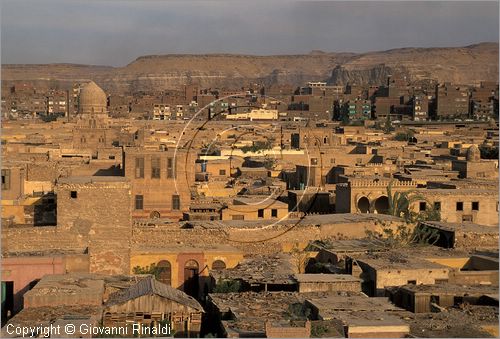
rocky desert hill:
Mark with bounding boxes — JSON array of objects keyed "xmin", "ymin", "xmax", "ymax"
[{"xmin": 2, "ymin": 42, "xmax": 498, "ymax": 94}]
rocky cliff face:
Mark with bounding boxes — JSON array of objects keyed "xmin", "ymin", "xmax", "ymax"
[{"xmin": 2, "ymin": 43, "xmax": 498, "ymax": 94}]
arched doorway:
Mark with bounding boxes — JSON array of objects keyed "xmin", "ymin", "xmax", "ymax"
[
  {"xmin": 357, "ymin": 197, "xmax": 370, "ymax": 213},
  {"xmin": 374, "ymin": 196, "xmax": 389, "ymax": 214},
  {"xmin": 305, "ymin": 258, "xmax": 318, "ymax": 273},
  {"xmin": 184, "ymin": 260, "xmax": 199, "ymax": 298},
  {"xmin": 211, "ymin": 260, "xmax": 226, "ymax": 271},
  {"xmin": 156, "ymin": 260, "xmax": 171, "ymax": 286}
]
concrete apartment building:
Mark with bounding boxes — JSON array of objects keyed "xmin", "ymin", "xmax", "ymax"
[{"xmin": 435, "ymin": 82, "xmax": 470, "ymax": 119}]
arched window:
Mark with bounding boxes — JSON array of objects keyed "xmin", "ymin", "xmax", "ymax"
[
  {"xmin": 150, "ymin": 211, "xmax": 161, "ymax": 219},
  {"xmin": 211, "ymin": 260, "xmax": 226, "ymax": 271},
  {"xmin": 357, "ymin": 197, "xmax": 370, "ymax": 213},
  {"xmin": 157, "ymin": 260, "xmax": 171, "ymax": 286}
]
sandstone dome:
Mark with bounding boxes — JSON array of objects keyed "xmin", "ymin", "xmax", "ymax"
[
  {"xmin": 466, "ymin": 144, "xmax": 481, "ymax": 162},
  {"xmin": 78, "ymin": 81, "xmax": 107, "ymax": 114}
]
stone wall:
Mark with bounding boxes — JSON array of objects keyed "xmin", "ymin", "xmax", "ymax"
[
  {"xmin": 56, "ymin": 179, "xmax": 132, "ymax": 275},
  {"xmin": 132, "ymin": 218, "xmax": 400, "ymax": 255},
  {"xmin": 265, "ymin": 321, "xmax": 311, "ymax": 338}
]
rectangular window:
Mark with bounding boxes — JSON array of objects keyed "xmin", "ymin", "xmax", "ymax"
[
  {"xmin": 167, "ymin": 158, "xmax": 175, "ymax": 179},
  {"xmin": 135, "ymin": 195, "xmax": 144, "ymax": 210},
  {"xmin": 456, "ymin": 202, "xmax": 463, "ymax": 211},
  {"xmin": 407, "ymin": 280, "xmax": 417, "ymax": 285},
  {"xmin": 1, "ymin": 169, "xmax": 10, "ymax": 190},
  {"xmin": 472, "ymin": 201, "xmax": 479, "ymax": 211},
  {"xmin": 172, "ymin": 194, "xmax": 180, "ymax": 210},
  {"xmin": 258, "ymin": 209, "xmax": 264, "ymax": 218},
  {"xmin": 219, "ymin": 169, "xmax": 226, "ymax": 176},
  {"xmin": 135, "ymin": 157, "xmax": 144, "ymax": 178},
  {"xmin": 434, "ymin": 202, "xmax": 441, "ymax": 211},
  {"xmin": 151, "ymin": 156, "xmax": 161, "ymax": 179},
  {"xmin": 70, "ymin": 191, "xmax": 77, "ymax": 199},
  {"xmin": 419, "ymin": 202, "xmax": 426, "ymax": 212},
  {"xmin": 271, "ymin": 209, "xmax": 278, "ymax": 218}
]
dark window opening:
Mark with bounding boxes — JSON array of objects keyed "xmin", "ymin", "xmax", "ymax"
[
  {"xmin": 407, "ymin": 280, "xmax": 416, "ymax": 285},
  {"xmin": 434, "ymin": 202, "xmax": 441, "ymax": 211},
  {"xmin": 1, "ymin": 169, "xmax": 11, "ymax": 190},
  {"xmin": 135, "ymin": 157, "xmax": 145, "ymax": 178},
  {"xmin": 456, "ymin": 202, "xmax": 463, "ymax": 211},
  {"xmin": 70, "ymin": 191, "xmax": 77, "ymax": 199},
  {"xmin": 472, "ymin": 201, "xmax": 479, "ymax": 211},
  {"xmin": 419, "ymin": 201, "xmax": 426, "ymax": 212},
  {"xmin": 271, "ymin": 209, "xmax": 278, "ymax": 218},
  {"xmin": 151, "ymin": 157, "xmax": 161, "ymax": 179},
  {"xmin": 258, "ymin": 209, "xmax": 264, "ymax": 218},
  {"xmin": 219, "ymin": 169, "xmax": 226, "ymax": 176},
  {"xmin": 172, "ymin": 195, "xmax": 180, "ymax": 210},
  {"xmin": 135, "ymin": 195, "xmax": 144, "ymax": 210},
  {"xmin": 167, "ymin": 158, "xmax": 175, "ymax": 179}
]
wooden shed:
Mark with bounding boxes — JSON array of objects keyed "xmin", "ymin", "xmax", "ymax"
[{"xmin": 104, "ymin": 276, "xmax": 204, "ymax": 335}]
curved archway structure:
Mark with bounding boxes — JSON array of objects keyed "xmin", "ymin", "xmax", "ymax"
[
  {"xmin": 157, "ymin": 260, "xmax": 172, "ymax": 286},
  {"xmin": 211, "ymin": 260, "xmax": 226, "ymax": 270},
  {"xmin": 357, "ymin": 196, "xmax": 370, "ymax": 213},
  {"xmin": 374, "ymin": 196, "xmax": 389, "ymax": 214}
]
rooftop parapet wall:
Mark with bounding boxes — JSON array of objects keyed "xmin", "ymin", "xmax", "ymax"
[{"xmin": 349, "ymin": 179, "xmax": 418, "ymax": 188}]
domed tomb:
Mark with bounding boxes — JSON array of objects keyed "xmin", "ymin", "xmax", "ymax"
[
  {"xmin": 466, "ymin": 144, "xmax": 481, "ymax": 162},
  {"xmin": 78, "ymin": 81, "xmax": 107, "ymax": 115}
]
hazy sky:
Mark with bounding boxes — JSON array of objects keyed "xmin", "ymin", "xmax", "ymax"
[{"xmin": 1, "ymin": 0, "xmax": 498, "ymax": 67}]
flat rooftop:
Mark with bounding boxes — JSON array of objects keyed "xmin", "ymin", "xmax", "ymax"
[
  {"xmin": 395, "ymin": 283, "xmax": 498, "ymax": 296},
  {"xmin": 306, "ymin": 295, "xmax": 402, "ymax": 314},
  {"xmin": 423, "ymin": 221, "xmax": 499, "ymax": 234},
  {"xmin": 131, "ymin": 244, "xmax": 242, "ymax": 254},
  {"xmin": 211, "ymin": 253, "xmax": 296, "ymax": 285},
  {"xmin": 195, "ymin": 213, "xmax": 402, "ymax": 229},
  {"xmin": 294, "ymin": 274, "xmax": 361, "ymax": 283},
  {"xmin": 57, "ymin": 176, "xmax": 128, "ymax": 184},
  {"xmin": 353, "ymin": 251, "xmax": 451, "ymax": 270},
  {"xmin": 209, "ymin": 291, "xmax": 362, "ymax": 334}
]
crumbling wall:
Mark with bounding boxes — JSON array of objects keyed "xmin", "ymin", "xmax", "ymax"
[
  {"xmin": 56, "ymin": 180, "xmax": 132, "ymax": 275},
  {"xmin": 455, "ymin": 231, "xmax": 499, "ymax": 248}
]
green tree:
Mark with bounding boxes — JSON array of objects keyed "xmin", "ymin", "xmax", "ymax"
[
  {"xmin": 132, "ymin": 264, "xmax": 162, "ymax": 280},
  {"xmin": 365, "ymin": 181, "xmax": 441, "ymax": 248},
  {"xmin": 394, "ymin": 130, "xmax": 414, "ymax": 141},
  {"xmin": 383, "ymin": 114, "xmax": 395, "ymax": 133},
  {"xmin": 213, "ymin": 278, "xmax": 241, "ymax": 293}
]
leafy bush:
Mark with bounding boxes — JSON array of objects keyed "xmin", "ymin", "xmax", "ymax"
[
  {"xmin": 132, "ymin": 264, "xmax": 162, "ymax": 280},
  {"xmin": 394, "ymin": 130, "xmax": 415, "ymax": 141},
  {"xmin": 213, "ymin": 279, "xmax": 241, "ymax": 293},
  {"xmin": 241, "ymin": 141, "xmax": 272, "ymax": 153}
]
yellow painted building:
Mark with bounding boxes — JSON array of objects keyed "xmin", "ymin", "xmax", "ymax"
[{"xmin": 130, "ymin": 245, "xmax": 244, "ymax": 297}]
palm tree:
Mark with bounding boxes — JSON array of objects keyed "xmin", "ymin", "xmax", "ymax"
[
  {"xmin": 386, "ymin": 181, "xmax": 426, "ymax": 222},
  {"xmin": 365, "ymin": 181, "xmax": 441, "ymax": 248}
]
